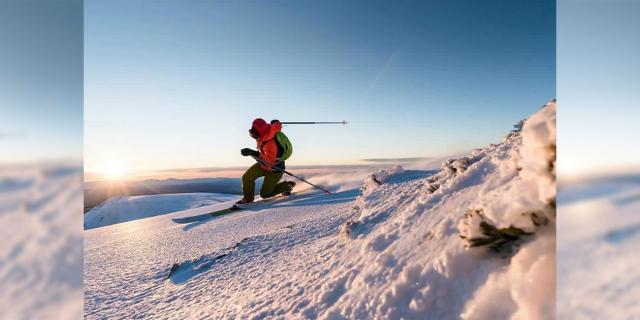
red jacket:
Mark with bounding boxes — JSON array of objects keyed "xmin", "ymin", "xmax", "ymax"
[{"xmin": 253, "ymin": 120, "xmax": 283, "ymax": 170}]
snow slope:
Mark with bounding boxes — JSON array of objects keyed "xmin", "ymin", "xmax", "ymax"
[
  {"xmin": 0, "ymin": 164, "xmax": 83, "ymax": 319},
  {"xmin": 84, "ymin": 101, "xmax": 555, "ymax": 319},
  {"xmin": 84, "ymin": 192, "xmax": 239, "ymax": 230},
  {"xmin": 558, "ymin": 175, "xmax": 640, "ymax": 319}
]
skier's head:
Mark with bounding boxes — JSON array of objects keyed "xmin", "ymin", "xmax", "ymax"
[{"xmin": 249, "ymin": 118, "xmax": 269, "ymax": 139}]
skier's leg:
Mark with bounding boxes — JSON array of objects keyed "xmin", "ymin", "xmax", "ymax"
[
  {"xmin": 273, "ymin": 180, "xmax": 295, "ymax": 196},
  {"xmin": 242, "ymin": 163, "xmax": 265, "ymax": 202},
  {"xmin": 259, "ymin": 171, "xmax": 285, "ymax": 199}
]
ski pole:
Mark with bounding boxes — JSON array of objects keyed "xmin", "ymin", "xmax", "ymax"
[
  {"xmin": 251, "ymin": 155, "xmax": 332, "ymax": 195},
  {"xmin": 280, "ymin": 121, "xmax": 347, "ymax": 125}
]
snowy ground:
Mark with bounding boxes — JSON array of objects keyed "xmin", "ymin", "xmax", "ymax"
[
  {"xmin": 84, "ymin": 192, "xmax": 239, "ymax": 230},
  {"xmin": 0, "ymin": 163, "xmax": 83, "ymax": 319},
  {"xmin": 84, "ymin": 101, "xmax": 556, "ymax": 319},
  {"xmin": 558, "ymin": 176, "xmax": 640, "ymax": 319}
]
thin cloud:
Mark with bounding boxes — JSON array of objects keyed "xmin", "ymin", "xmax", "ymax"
[{"xmin": 0, "ymin": 132, "xmax": 26, "ymax": 140}]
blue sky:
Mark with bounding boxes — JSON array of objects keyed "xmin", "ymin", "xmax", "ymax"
[
  {"xmin": 0, "ymin": 0, "xmax": 83, "ymax": 164},
  {"xmin": 85, "ymin": 0, "xmax": 555, "ymax": 177}
]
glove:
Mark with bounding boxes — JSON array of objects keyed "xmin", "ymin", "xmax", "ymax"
[{"xmin": 241, "ymin": 148, "xmax": 260, "ymax": 157}]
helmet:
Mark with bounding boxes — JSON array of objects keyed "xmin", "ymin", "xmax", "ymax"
[{"xmin": 250, "ymin": 118, "xmax": 269, "ymax": 138}]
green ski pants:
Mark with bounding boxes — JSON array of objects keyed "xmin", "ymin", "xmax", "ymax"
[{"xmin": 242, "ymin": 163, "xmax": 290, "ymax": 201}]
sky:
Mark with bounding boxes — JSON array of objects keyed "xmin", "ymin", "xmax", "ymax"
[
  {"xmin": 85, "ymin": 0, "xmax": 555, "ymax": 179},
  {"xmin": 558, "ymin": 0, "xmax": 640, "ymax": 178},
  {"xmin": 0, "ymin": 0, "xmax": 83, "ymax": 164}
]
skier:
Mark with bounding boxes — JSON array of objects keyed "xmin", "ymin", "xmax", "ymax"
[{"xmin": 238, "ymin": 118, "xmax": 295, "ymax": 204}]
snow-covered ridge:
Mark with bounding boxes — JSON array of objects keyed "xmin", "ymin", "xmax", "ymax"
[{"xmin": 332, "ymin": 100, "xmax": 556, "ymax": 318}]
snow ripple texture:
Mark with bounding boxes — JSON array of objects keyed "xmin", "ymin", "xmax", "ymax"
[
  {"xmin": 558, "ymin": 170, "xmax": 640, "ymax": 316},
  {"xmin": 0, "ymin": 164, "xmax": 84, "ymax": 319}
]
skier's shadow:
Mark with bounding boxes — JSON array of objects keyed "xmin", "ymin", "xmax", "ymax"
[
  {"xmin": 183, "ymin": 217, "xmax": 215, "ymax": 232},
  {"xmin": 181, "ymin": 190, "xmax": 358, "ymax": 232},
  {"xmin": 270, "ymin": 189, "xmax": 360, "ymax": 209}
]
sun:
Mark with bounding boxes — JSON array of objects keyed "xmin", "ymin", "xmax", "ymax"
[{"xmin": 101, "ymin": 160, "xmax": 128, "ymax": 180}]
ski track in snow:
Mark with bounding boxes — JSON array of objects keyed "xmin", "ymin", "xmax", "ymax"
[{"xmin": 85, "ymin": 101, "xmax": 556, "ymax": 319}]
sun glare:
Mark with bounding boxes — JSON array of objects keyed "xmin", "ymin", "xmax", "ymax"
[{"xmin": 101, "ymin": 161, "xmax": 128, "ymax": 180}]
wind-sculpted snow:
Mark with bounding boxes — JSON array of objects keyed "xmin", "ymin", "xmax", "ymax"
[
  {"xmin": 84, "ymin": 101, "xmax": 555, "ymax": 319},
  {"xmin": 558, "ymin": 174, "xmax": 640, "ymax": 319},
  {"xmin": 0, "ymin": 164, "xmax": 83, "ymax": 319},
  {"xmin": 331, "ymin": 101, "xmax": 555, "ymax": 319}
]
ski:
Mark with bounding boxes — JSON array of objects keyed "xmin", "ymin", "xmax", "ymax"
[{"xmin": 171, "ymin": 192, "xmax": 295, "ymax": 224}]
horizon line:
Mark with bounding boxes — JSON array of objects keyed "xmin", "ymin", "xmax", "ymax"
[{"xmin": 84, "ymin": 157, "xmax": 434, "ymax": 183}]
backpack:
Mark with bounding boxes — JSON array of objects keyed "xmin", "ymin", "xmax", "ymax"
[{"xmin": 274, "ymin": 132, "xmax": 293, "ymax": 161}]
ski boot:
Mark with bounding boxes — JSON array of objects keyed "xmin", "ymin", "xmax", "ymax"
[
  {"xmin": 235, "ymin": 197, "xmax": 253, "ymax": 205},
  {"xmin": 282, "ymin": 181, "xmax": 296, "ymax": 196}
]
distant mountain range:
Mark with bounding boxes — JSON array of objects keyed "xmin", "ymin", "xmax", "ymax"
[{"xmin": 84, "ymin": 177, "xmax": 246, "ymax": 211}]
